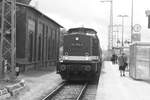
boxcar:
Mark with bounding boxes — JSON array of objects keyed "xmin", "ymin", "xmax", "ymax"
[{"xmin": 16, "ymin": 3, "xmax": 63, "ymax": 72}]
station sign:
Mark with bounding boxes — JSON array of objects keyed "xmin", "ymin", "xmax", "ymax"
[
  {"xmin": 145, "ymin": 10, "xmax": 150, "ymax": 16},
  {"xmin": 133, "ymin": 24, "xmax": 141, "ymax": 32}
]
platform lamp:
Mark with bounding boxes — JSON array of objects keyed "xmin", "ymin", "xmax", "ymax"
[
  {"xmin": 117, "ymin": 40, "xmax": 121, "ymax": 47},
  {"xmin": 117, "ymin": 15, "xmax": 128, "ymax": 53},
  {"xmin": 113, "ymin": 24, "xmax": 122, "ymax": 48},
  {"xmin": 100, "ymin": 0, "xmax": 113, "ymax": 50}
]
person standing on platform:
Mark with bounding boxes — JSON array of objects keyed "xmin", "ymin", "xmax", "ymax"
[
  {"xmin": 118, "ymin": 53, "xmax": 127, "ymax": 76},
  {"xmin": 111, "ymin": 54, "xmax": 115, "ymax": 64},
  {"xmin": 114, "ymin": 54, "xmax": 118, "ymax": 64},
  {"xmin": 15, "ymin": 64, "xmax": 20, "ymax": 77},
  {"xmin": 122, "ymin": 53, "xmax": 128, "ymax": 75}
]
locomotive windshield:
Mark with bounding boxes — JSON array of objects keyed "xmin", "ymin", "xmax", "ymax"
[
  {"xmin": 62, "ymin": 27, "xmax": 100, "ymax": 57},
  {"xmin": 67, "ymin": 27, "xmax": 97, "ymax": 35},
  {"xmin": 63, "ymin": 34, "xmax": 92, "ymax": 56}
]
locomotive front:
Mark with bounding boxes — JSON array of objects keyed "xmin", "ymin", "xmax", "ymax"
[{"xmin": 57, "ymin": 28, "xmax": 102, "ymax": 81}]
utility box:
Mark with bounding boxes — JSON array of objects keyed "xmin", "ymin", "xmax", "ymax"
[{"xmin": 129, "ymin": 42, "xmax": 150, "ymax": 80}]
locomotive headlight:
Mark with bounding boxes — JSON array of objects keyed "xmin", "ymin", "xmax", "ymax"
[
  {"xmin": 64, "ymin": 56, "xmax": 69, "ymax": 60},
  {"xmin": 60, "ymin": 65, "xmax": 66, "ymax": 71},
  {"xmin": 75, "ymin": 37, "xmax": 79, "ymax": 41},
  {"xmin": 63, "ymin": 52, "xmax": 69, "ymax": 60},
  {"xmin": 84, "ymin": 65, "xmax": 91, "ymax": 71},
  {"xmin": 59, "ymin": 56, "xmax": 63, "ymax": 62},
  {"xmin": 85, "ymin": 52, "xmax": 89, "ymax": 60},
  {"xmin": 85, "ymin": 56, "xmax": 89, "ymax": 60}
]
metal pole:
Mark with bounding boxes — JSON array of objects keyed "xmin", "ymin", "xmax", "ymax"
[
  {"xmin": 113, "ymin": 24, "xmax": 122, "ymax": 47},
  {"xmin": 0, "ymin": 0, "xmax": 16, "ymax": 81},
  {"xmin": 131, "ymin": 0, "xmax": 133, "ymax": 43},
  {"xmin": 109, "ymin": 1, "xmax": 113, "ymax": 49},
  {"xmin": 116, "ymin": 25, "xmax": 119, "ymax": 42},
  {"xmin": 122, "ymin": 17, "xmax": 124, "ymax": 48},
  {"xmin": 118, "ymin": 15, "xmax": 128, "ymax": 53},
  {"xmin": 0, "ymin": 0, "xmax": 5, "ymax": 79},
  {"xmin": 11, "ymin": 0, "xmax": 17, "ymax": 80},
  {"xmin": 101, "ymin": 0, "xmax": 113, "ymax": 50}
]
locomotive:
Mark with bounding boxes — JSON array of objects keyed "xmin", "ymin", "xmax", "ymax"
[{"xmin": 57, "ymin": 27, "xmax": 102, "ymax": 81}]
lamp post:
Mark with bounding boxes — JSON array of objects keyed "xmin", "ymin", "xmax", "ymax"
[
  {"xmin": 101, "ymin": 0, "xmax": 113, "ymax": 50},
  {"xmin": 113, "ymin": 24, "xmax": 122, "ymax": 47},
  {"xmin": 112, "ymin": 30, "xmax": 118, "ymax": 47},
  {"xmin": 118, "ymin": 15, "xmax": 128, "ymax": 52},
  {"xmin": 131, "ymin": 0, "xmax": 133, "ymax": 43}
]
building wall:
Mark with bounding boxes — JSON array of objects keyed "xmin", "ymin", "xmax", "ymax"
[
  {"xmin": 16, "ymin": 5, "xmax": 27, "ymax": 59},
  {"xmin": 16, "ymin": 5, "xmax": 61, "ymax": 71}
]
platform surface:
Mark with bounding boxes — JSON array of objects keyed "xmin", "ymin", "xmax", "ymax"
[{"xmin": 96, "ymin": 61, "xmax": 150, "ymax": 100}]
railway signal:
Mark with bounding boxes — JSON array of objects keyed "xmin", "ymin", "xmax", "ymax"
[{"xmin": 145, "ymin": 10, "xmax": 150, "ymax": 28}]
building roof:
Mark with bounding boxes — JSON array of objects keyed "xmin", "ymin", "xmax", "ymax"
[
  {"xmin": 16, "ymin": 2, "xmax": 63, "ymax": 28},
  {"xmin": 16, "ymin": 0, "xmax": 32, "ymax": 5}
]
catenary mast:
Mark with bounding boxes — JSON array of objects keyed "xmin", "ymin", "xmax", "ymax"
[{"xmin": 0, "ymin": 0, "xmax": 32, "ymax": 81}]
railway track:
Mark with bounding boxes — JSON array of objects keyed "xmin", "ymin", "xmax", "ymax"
[
  {"xmin": 42, "ymin": 82, "xmax": 88, "ymax": 100},
  {"xmin": 80, "ymin": 84, "xmax": 98, "ymax": 100}
]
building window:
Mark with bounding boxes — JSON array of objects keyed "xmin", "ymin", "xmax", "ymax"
[{"xmin": 28, "ymin": 19, "xmax": 35, "ymax": 61}]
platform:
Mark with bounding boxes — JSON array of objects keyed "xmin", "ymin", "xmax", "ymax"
[{"xmin": 96, "ymin": 61, "xmax": 150, "ymax": 100}]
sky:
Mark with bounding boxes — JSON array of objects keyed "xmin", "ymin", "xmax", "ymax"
[{"xmin": 30, "ymin": 0, "xmax": 150, "ymax": 50}]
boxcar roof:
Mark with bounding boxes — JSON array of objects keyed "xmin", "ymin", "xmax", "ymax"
[{"xmin": 16, "ymin": 2, "xmax": 63, "ymax": 28}]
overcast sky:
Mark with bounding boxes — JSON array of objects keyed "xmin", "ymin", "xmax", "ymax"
[{"xmin": 30, "ymin": 0, "xmax": 150, "ymax": 50}]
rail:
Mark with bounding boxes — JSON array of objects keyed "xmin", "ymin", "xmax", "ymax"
[
  {"xmin": 42, "ymin": 82, "xmax": 88, "ymax": 100},
  {"xmin": 76, "ymin": 83, "xmax": 88, "ymax": 100},
  {"xmin": 42, "ymin": 81, "xmax": 65, "ymax": 100}
]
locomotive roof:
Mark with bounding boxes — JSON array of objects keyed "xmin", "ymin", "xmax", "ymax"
[
  {"xmin": 68, "ymin": 27, "xmax": 97, "ymax": 34},
  {"xmin": 16, "ymin": 2, "xmax": 63, "ymax": 28}
]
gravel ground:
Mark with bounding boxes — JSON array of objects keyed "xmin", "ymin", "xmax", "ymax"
[
  {"xmin": 81, "ymin": 84, "xmax": 98, "ymax": 100},
  {"xmin": 5, "ymin": 71, "xmax": 62, "ymax": 100},
  {"xmin": 51, "ymin": 84, "xmax": 83, "ymax": 100}
]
